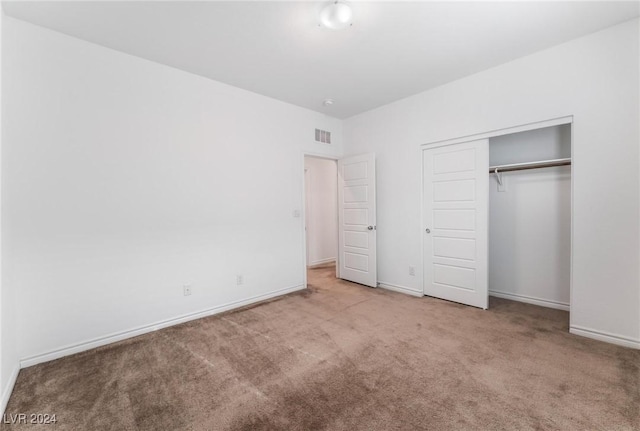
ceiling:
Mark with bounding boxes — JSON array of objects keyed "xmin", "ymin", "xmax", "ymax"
[{"xmin": 3, "ymin": 1, "xmax": 639, "ymax": 119}]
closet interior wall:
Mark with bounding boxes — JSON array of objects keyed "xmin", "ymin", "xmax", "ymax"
[{"xmin": 488, "ymin": 125, "xmax": 571, "ymax": 310}]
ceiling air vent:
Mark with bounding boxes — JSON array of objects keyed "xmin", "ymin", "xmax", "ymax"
[{"xmin": 315, "ymin": 128, "xmax": 331, "ymax": 144}]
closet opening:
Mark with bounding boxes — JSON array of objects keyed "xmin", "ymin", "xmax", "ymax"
[{"xmin": 488, "ymin": 124, "xmax": 572, "ymax": 312}]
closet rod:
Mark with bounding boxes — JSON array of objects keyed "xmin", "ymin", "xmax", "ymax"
[{"xmin": 488, "ymin": 157, "xmax": 571, "ymax": 173}]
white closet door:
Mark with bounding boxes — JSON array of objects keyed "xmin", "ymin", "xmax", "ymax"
[
  {"xmin": 338, "ymin": 153, "xmax": 377, "ymax": 287},
  {"xmin": 423, "ymin": 140, "xmax": 489, "ymax": 309}
]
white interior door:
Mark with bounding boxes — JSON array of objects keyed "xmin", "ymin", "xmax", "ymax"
[
  {"xmin": 338, "ymin": 153, "xmax": 377, "ymax": 287},
  {"xmin": 423, "ymin": 140, "xmax": 489, "ymax": 309}
]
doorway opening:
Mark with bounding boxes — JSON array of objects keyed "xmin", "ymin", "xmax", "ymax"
[{"xmin": 304, "ymin": 155, "xmax": 339, "ymax": 287}]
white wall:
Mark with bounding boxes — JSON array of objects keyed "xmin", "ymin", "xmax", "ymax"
[
  {"xmin": 304, "ymin": 157, "xmax": 337, "ymax": 266},
  {"xmin": 0, "ymin": 8, "xmax": 20, "ymax": 414},
  {"xmin": 489, "ymin": 126, "xmax": 571, "ymax": 310},
  {"xmin": 2, "ymin": 14, "xmax": 638, "ymax": 375},
  {"xmin": 3, "ymin": 17, "xmax": 343, "ymax": 365},
  {"xmin": 344, "ymin": 19, "xmax": 640, "ymax": 347}
]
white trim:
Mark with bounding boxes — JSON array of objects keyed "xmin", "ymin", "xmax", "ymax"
[
  {"xmin": 421, "ymin": 116, "xmax": 573, "ymax": 149},
  {"xmin": 420, "ymin": 146, "xmax": 425, "ymax": 297},
  {"xmin": 1, "ymin": 364, "xmax": 19, "ymax": 415},
  {"xmin": 307, "ymin": 258, "xmax": 336, "ymax": 268},
  {"xmin": 20, "ymin": 284, "xmax": 305, "ymax": 368},
  {"xmin": 570, "ymin": 325, "xmax": 640, "ymax": 350},
  {"xmin": 569, "ymin": 120, "xmax": 575, "ymax": 329},
  {"xmin": 489, "ymin": 290, "xmax": 570, "ymax": 311},
  {"xmin": 378, "ymin": 282, "xmax": 423, "ymax": 297}
]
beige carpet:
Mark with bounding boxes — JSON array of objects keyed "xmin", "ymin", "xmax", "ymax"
[{"xmin": 3, "ymin": 264, "xmax": 639, "ymax": 430}]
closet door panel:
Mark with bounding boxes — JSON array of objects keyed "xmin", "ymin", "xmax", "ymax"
[
  {"xmin": 433, "ymin": 237, "xmax": 476, "ymax": 261},
  {"xmin": 433, "ymin": 179, "xmax": 476, "ymax": 202},
  {"xmin": 423, "ymin": 140, "xmax": 489, "ymax": 309}
]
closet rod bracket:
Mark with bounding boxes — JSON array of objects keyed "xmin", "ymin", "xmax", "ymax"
[{"xmin": 493, "ymin": 168, "xmax": 503, "ymax": 186}]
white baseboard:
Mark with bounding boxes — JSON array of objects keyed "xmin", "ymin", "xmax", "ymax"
[
  {"xmin": 489, "ymin": 290, "xmax": 570, "ymax": 311},
  {"xmin": 570, "ymin": 325, "xmax": 640, "ymax": 349},
  {"xmin": 307, "ymin": 258, "xmax": 336, "ymax": 268},
  {"xmin": 1, "ymin": 364, "xmax": 19, "ymax": 415},
  {"xmin": 20, "ymin": 284, "xmax": 305, "ymax": 368},
  {"xmin": 378, "ymin": 281, "xmax": 423, "ymax": 297}
]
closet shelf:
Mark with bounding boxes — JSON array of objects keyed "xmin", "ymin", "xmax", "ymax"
[{"xmin": 489, "ymin": 157, "xmax": 571, "ymax": 173}]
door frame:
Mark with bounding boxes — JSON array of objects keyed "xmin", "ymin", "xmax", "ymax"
[
  {"xmin": 301, "ymin": 152, "xmax": 339, "ymax": 289},
  {"xmin": 420, "ymin": 116, "xmax": 574, "ymax": 317}
]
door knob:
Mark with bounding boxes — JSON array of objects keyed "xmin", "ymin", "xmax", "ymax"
[
  {"xmin": 367, "ymin": 226, "xmax": 374, "ymax": 230},
  {"xmin": 425, "ymin": 228, "xmax": 431, "ymax": 233}
]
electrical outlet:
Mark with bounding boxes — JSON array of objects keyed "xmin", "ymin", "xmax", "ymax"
[
  {"xmin": 409, "ymin": 266, "xmax": 415, "ymax": 276},
  {"xmin": 292, "ymin": 209, "xmax": 301, "ymax": 218},
  {"xmin": 183, "ymin": 285, "xmax": 192, "ymax": 296},
  {"xmin": 236, "ymin": 275, "xmax": 244, "ymax": 285}
]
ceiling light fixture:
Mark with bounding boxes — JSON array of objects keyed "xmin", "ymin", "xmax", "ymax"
[
  {"xmin": 323, "ymin": 98, "xmax": 335, "ymax": 106},
  {"xmin": 319, "ymin": 1, "xmax": 353, "ymax": 30}
]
